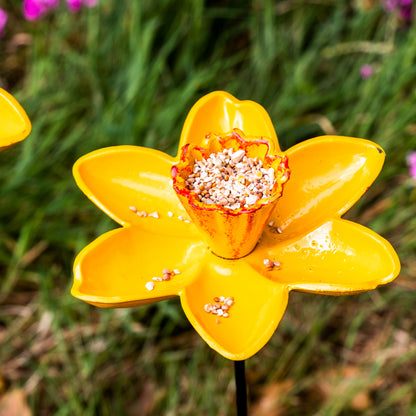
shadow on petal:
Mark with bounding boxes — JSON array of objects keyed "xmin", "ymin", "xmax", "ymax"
[
  {"xmin": 180, "ymin": 253, "xmax": 289, "ymax": 360},
  {"xmin": 72, "ymin": 227, "xmax": 206, "ymax": 307},
  {"xmin": 250, "ymin": 219, "xmax": 400, "ymax": 294}
]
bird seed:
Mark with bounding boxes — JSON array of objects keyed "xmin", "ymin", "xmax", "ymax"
[
  {"xmin": 204, "ymin": 296, "xmax": 234, "ymax": 320},
  {"xmin": 185, "ymin": 148, "xmax": 276, "ymax": 209},
  {"xmin": 263, "ymin": 258, "xmax": 282, "ymax": 271},
  {"xmin": 145, "ymin": 268, "xmax": 179, "ymax": 290}
]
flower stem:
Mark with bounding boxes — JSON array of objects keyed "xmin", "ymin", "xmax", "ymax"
[{"xmin": 234, "ymin": 360, "xmax": 247, "ymax": 415}]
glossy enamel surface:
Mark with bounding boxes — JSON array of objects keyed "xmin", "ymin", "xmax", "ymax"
[
  {"xmin": 180, "ymin": 253, "xmax": 289, "ymax": 360},
  {"xmin": 0, "ymin": 88, "xmax": 31, "ymax": 149},
  {"xmin": 73, "ymin": 146, "xmax": 199, "ymax": 238},
  {"xmin": 178, "ymin": 91, "xmax": 280, "ymax": 154},
  {"xmin": 72, "ymin": 227, "xmax": 206, "ymax": 307},
  {"xmin": 270, "ymin": 136, "xmax": 386, "ymax": 240},
  {"xmin": 72, "ymin": 91, "xmax": 400, "ymax": 360},
  {"xmin": 249, "ymin": 219, "xmax": 400, "ymax": 294}
]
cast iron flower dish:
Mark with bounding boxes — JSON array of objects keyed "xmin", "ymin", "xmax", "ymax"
[
  {"xmin": 0, "ymin": 88, "xmax": 31, "ymax": 149},
  {"xmin": 71, "ymin": 91, "xmax": 400, "ymax": 361}
]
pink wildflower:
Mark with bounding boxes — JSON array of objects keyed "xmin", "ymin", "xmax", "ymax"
[
  {"xmin": 407, "ymin": 152, "xmax": 416, "ymax": 180},
  {"xmin": 65, "ymin": 0, "xmax": 82, "ymax": 12},
  {"xmin": 22, "ymin": 0, "xmax": 59, "ymax": 21},
  {"xmin": 0, "ymin": 8, "xmax": 7, "ymax": 37},
  {"xmin": 399, "ymin": 2, "xmax": 413, "ymax": 20},
  {"xmin": 384, "ymin": 0, "xmax": 399, "ymax": 11},
  {"xmin": 65, "ymin": 0, "xmax": 98, "ymax": 12},
  {"xmin": 360, "ymin": 64, "xmax": 373, "ymax": 79},
  {"xmin": 383, "ymin": 0, "xmax": 413, "ymax": 21}
]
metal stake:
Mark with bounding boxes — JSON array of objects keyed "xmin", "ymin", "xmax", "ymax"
[{"xmin": 234, "ymin": 360, "xmax": 248, "ymax": 415}]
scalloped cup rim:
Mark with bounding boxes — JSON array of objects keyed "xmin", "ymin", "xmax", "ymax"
[{"xmin": 172, "ymin": 130, "xmax": 289, "ymax": 216}]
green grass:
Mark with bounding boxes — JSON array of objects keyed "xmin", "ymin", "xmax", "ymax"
[{"xmin": 1, "ymin": 0, "xmax": 416, "ymax": 414}]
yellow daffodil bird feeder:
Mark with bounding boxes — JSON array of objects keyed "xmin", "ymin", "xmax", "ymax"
[{"xmin": 71, "ymin": 91, "xmax": 400, "ymax": 411}]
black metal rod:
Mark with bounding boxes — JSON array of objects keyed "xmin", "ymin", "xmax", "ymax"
[{"xmin": 234, "ymin": 360, "xmax": 248, "ymax": 415}]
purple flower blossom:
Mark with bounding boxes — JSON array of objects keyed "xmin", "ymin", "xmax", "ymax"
[
  {"xmin": 65, "ymin": 0, "xmax": 82, "ymax": 12},
  {"xmin": 360, "ymin": 64, "xmax": 373, "ymax": 79},
  {"xmin": 0, "ymin": 8, "xmax": 7, "ymax": 37},
  {"xmin": 383, "ymin": 0, "xmax": 413, "ymax": 21},
  {"xmin": 384, "ymin": 0, "xmax": 399, "ymax": 12},
  {"xmin": 407, "ymin": 152, "xmax": 416, "ymax": 180},
  {"xmin": 22, "ymin": 0, "xmax": 59, "ymax": 21},
  {"xmin": 399, "ymin": 2, "xmax": 413, "ymax": 20},
  {"xmin": 22, "ymin": 0, "xmax": 96, "ymax": 20},
  {"xmin": 65, "ymin": 0, "xmax": 98, "ymax": 12}
]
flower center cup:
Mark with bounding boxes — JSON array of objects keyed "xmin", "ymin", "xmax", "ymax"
[{"xmin": 171, "ymin": 129, "xmax": 290, "ymax": 259}]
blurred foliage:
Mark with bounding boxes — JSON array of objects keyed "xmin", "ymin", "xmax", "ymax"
[{"xmin": 0, "ymin": 0, "xmax": 416, "ymax": 414}]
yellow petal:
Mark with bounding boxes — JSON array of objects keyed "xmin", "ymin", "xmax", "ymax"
[
  {"xmin": 178, "ymin": 91, "xmax": 280, "ymax": 154},
  {"xmin": 180, "ymin": 253, "xmax": 289, "ymax": 360},
  {"xmin": 73, "ymin": 146, "xmax": 199, "ymax": 237},
  {"xmin": 249, "ymin": 219, "xmax": 400, "ymax": 294},
  {"xmin": 72, "ymin": 227, "xmax": 206, "ymax": 307},
  {"xmin": 0, "ymin": 88, "xmax": 31, "ymax": 148},
  {"xmin": 271, "ymin": 136, "xmax": 385, "ymax": 240}
]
